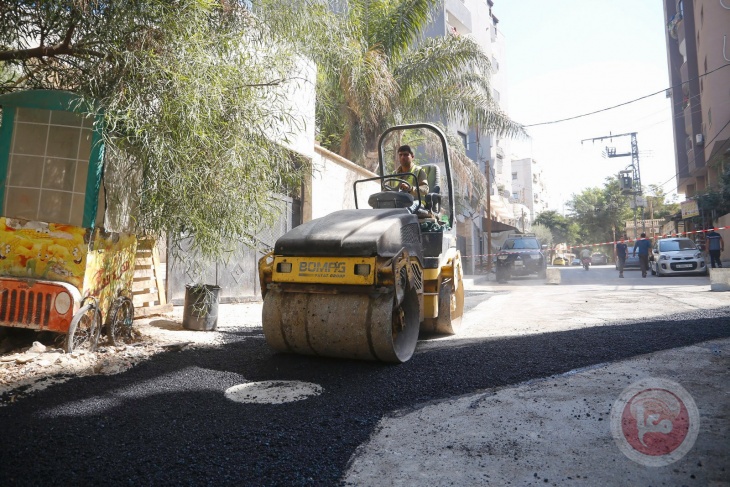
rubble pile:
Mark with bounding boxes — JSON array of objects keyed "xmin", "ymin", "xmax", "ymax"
[
  {"xmin": 0, "ymin": 318, "xmax": 217, "ymax": 404},
  {"xmin": 0, "ymin": 302, "xmax": 263, "ymax": 404}
]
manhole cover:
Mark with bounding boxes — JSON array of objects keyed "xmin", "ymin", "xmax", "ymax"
[{"xmin": 225, "ymin": 380, "xmax": 323, "ymax": 404}]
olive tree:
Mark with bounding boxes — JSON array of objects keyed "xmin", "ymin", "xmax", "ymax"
[{"xmin": 0, "ymin": 0, "xmax": 331, "ymax": 260}]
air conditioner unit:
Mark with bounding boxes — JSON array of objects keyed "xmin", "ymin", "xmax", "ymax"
[{"xmin": 695, "ymin": 134, "xmax": 704, "ymax": 145}]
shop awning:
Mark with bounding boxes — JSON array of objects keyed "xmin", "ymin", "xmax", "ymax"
[{"xmin": 482, "ymin": 218, "xmax": 520, "ymax": 233}]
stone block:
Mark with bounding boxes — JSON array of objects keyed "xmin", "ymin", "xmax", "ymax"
[
  {"xmin": 710, "ymin": 268, "xmax": 730, "ymax": 291},
  {"xmin": 545, "ymin": 267, "xmax": 561, "ymax": 285}
]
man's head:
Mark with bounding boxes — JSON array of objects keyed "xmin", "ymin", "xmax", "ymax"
[
  {"xmin": 640, "ymin": 233, "xmax": 646, "ymax": 238},
  {"xmin": 397, "ymin": 145, "xmax": 414, "ymax": 169}
]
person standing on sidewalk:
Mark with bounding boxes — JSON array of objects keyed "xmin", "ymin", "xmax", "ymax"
[
  {"xmin": 706, "ymin": 227, "xmax": 725, "ymax": 268},
  {"xmin": 633, "ymin": 233, "xmax": 652, "ymax": 278},
  {"xmin": 616, "ymin": 235, "xmax": 628, "ymax": 278}
]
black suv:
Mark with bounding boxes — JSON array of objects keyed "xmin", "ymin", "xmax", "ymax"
[{"xmin": 494, "ymin": 233, "xmax": 547, "ymax": 281}]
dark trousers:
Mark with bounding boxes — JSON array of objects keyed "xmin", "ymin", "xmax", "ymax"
[
  {"xmin": 709, "ymin": 250, "xmax": 722, "ymax": 268},
  {"xmin": 638, "ymin": 254, "xmax": 649, "ymax": 275},
  {"xmin": 617, "ymin": 257, "xmax": 626, "ymax": 274}
]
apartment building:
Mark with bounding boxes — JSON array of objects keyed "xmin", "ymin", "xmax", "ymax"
[
  {"xmin": 424, "ymin": 0, "xmax": 515, "ymax": 271},
  {"xmin": 511, "ymin": 157, "xmax": 549, "ymax": 224},
  {"xmin": 663, "ymin": 0, "xmax": 730, "ymax": 196}
]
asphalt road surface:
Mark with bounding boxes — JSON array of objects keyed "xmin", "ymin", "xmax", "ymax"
[{"xmin": 1, "ymin": 267, "xmax": 728, "ymax": 486}]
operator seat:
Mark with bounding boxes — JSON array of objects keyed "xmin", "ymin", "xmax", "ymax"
[
  {"xmin": 368, "ymin": 190, "xmax": 414, "ymax": 209},
  {"xmin": 420, "ymin": 164, "xmax": 442, "ymax": 213}
]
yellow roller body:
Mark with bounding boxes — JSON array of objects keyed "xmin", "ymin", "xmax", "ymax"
[
  {"xmin": 260, "ymin": 250, "xmax": 422, "ymax": 363},
  {"xmin": 421, "ymin": 248, "xmax": 464, "ymax": 335}
]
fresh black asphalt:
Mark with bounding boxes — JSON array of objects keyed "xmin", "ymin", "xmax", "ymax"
[{"xmin": 1, "ymin": 307, "xmax": 729, "ymax": 486}]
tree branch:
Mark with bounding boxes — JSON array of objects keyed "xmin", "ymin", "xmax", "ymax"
[{"xmin": 0, "ymin": 44, "xmax": 105, "ymax": 62}]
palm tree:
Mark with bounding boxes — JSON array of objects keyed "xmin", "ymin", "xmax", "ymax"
[{"xmin": 313, "ymin": 0, "xmax": 525, "ymax": 166}]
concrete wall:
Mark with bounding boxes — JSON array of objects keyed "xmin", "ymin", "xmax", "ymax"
[{"xmin": 304, "ymin": 145, "xmax": 380, "ymax": 222}]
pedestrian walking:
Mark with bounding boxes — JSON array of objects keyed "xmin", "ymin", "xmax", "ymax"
[
  {"xmin": 706, "ymin": 226, "xmax": 725, "ymax": 268},
  {"xmin": 616, "ymin": 235, "xmax": 628, "ymax": 278},
  {"xmin": 633, "ymin": 232, "xmax": 652, "ymax": 278}
]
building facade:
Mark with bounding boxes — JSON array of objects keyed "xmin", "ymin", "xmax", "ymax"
[
  {"xmin": 510, "ymin": 157, "xmax": 549, "ymax": 224},
  {"xmin": 424, "ymin": 0, "xmax": 516, "ymax": 272},
  {"xmin": 663, "ymin": 0, "xmax": 730, "ymax": 196}
]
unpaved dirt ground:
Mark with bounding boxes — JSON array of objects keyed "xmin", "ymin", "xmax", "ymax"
[{"xmin": 0, "ymin": 302, "xmax": 263, "ymax": 404}]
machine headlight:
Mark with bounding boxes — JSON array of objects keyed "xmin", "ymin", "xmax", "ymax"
[
  {"xmin": 354, "ymin": 264, "xmax": 371, "ymax": 276},
  {"xmin": 660, "ymin": 255, "xmax": 670, "ymax": 260},
  {"xmin": 55, "ymin": 292, "xmax": 71, "ymax": 315},
  {"xmin": 277, "ymin": 262, "xmax": 292, "ymax": 273},
  {"xmin": 497, "ymin": 255, "xmax": 508, "ymax": 261},
  {"xmin": 694, "ymin": 252, "xmax": 701, "ymax": 259},
  {"xmin": 530, "ymin": 254, "xmax": 540, "ymax": 260}
]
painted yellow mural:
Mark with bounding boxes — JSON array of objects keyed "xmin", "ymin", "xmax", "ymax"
[
  {"xmin": 83, "ymin": 230, "xmax": 137, "ymax": 319},
  {"xmin": 0, "ymin": 218, "xmax": 137, "ymax": 321},
  {"xmin": 0, "ymin": 217, "xmax": 88, "ymax": 289}
]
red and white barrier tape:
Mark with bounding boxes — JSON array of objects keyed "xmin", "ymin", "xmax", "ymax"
[{"xmin": 461, "ymin": 226, "xmax": 728, "ymax": 260}]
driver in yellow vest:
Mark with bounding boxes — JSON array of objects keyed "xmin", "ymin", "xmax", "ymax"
[{"xmin": 394, "ymin": 145, "xmax": 429, "ymax": 201}]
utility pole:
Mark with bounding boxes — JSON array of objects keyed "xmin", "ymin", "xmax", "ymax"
[
  {"xmin": 478, "ymin": 125, "xmax": 492, "ymax": 271},
  {"xmin": 581, "ymin": 131, "xmax": 643, "ymax": 239}
]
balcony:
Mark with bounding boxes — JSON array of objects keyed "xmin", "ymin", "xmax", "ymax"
[
  {"xmin": 667, "ymin": 11, "xmax": 682, "ymax": 40},
  {"xmin": 687, "ymin": 147, "xmax": 696, "ymax": 173},
  {"xmin": 683, "ymin": 102, "xmax": 693, "ymax": 136},
  {"xmin": 445, "ymin": 0, "xmax": 472, "ymax": 34}
]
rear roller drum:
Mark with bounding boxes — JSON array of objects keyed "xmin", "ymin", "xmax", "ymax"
[{"xmin": 424, "ymin": 278, "xmax": 464, "ymax": 335}]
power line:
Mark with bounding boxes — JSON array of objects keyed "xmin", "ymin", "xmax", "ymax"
[{"xmin": 523, "ymin": 63, "xmax": 730, "ymax": 128}]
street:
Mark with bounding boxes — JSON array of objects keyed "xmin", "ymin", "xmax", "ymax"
[{"xmin": 0, "ymin": 266, "xmax": 728, "ymax": 486}]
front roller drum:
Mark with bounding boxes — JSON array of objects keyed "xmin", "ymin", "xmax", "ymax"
[{"xmin": 262, "ymin": 287, "xmax": 420, "ymax": 363}]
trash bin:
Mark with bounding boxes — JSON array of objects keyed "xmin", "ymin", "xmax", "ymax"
[{"xmin": 182, "ymin": 284, "xmax": 221, "ymax": 331}]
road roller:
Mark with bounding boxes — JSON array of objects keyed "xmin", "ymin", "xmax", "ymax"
[{"xmin": 258, "ymin": 123, "xmax": 464, "ymax": 363}]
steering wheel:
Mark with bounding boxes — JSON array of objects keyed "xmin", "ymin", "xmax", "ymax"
[{"xmin": 382, "ymin": 176, "xmax": 412, "ymax": 193}]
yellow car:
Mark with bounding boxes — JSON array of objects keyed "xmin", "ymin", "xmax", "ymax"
[{"xmin": 553, "ymin": 256, "xmax": 569, "ymax": 266}]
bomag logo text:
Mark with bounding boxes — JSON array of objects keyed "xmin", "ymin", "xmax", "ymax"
[{"xmin": 299, "ymin": 262, "xmax": 346, "ymax": 274}]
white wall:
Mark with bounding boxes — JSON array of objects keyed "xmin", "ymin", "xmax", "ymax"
[
  {"xmin": 307, "ymin": 145, "xmax": 381, "ymax": 221},
  {"xmin": 267, "ymin": 56, "xmax": 317, "ymax": 159}
]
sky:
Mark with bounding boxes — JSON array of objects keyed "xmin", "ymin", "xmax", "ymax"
[{"xmin": 495, "ymin": 0, "xmax": 679, "ymax": 213}]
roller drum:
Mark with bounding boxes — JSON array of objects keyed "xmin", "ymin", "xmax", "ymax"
[{"xmin": 262, "ymin": 287, "xmax": 420, "ymax": 363}]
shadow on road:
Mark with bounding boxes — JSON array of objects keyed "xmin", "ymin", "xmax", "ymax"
[{"xmin": 1, "ymin": 307, "xmax": 729, "ymax": 486}]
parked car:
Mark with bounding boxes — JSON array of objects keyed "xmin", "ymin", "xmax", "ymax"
[
  {"xmin": 571, "ymin": 257, "xmax": 582, "ymax": 266},
  {"xmin": 650, "ymin": 237, "xmax": 708, "ymax": 276},
  {"xmin": 553, "ymin": 255, "xmax": 569, "ymax": 266},
  {"xmin": 590, "ymin": 252, "xmax": 609, "ymax": 265},
  {"xmin": 495, "ymin": 233, "xmax": 548, "ymax": 281}
]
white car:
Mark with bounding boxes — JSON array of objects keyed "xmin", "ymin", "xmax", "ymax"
[{"xmin": 650, "ymin": 237, "xmax": 708, "ymax": 277}]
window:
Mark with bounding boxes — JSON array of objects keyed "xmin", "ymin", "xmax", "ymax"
[
  {"xmin": 659, "ymin": 239, "xmax": 696, "ymax": 252},
  {"xmin": 4, "ymin": 107, "xmax": 93, "ymax": 226},
  {"xmin": 457, "ymin": 131, "xmax": 468, "ymax": 149},
  {"xmin": 511, "ymin": 172, "xmax": 518, "ymax": 180}
]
